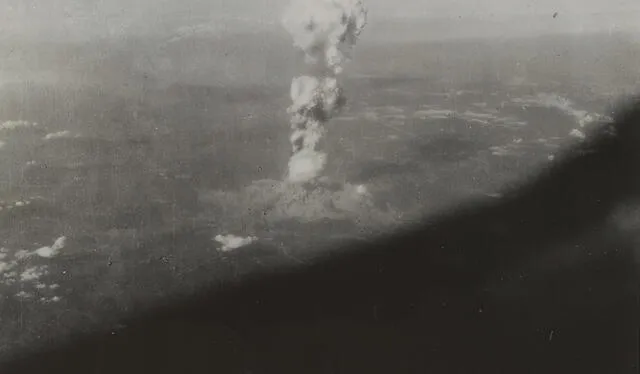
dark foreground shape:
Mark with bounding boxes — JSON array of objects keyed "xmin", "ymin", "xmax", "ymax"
[{"xmin": 3, "ymin": 99, "xmax": 640, "ymax": 373}]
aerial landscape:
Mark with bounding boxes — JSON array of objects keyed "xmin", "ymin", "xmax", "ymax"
[{"xmin": 0, "ymin": 0, "xmax": 639, "ymax": 368}]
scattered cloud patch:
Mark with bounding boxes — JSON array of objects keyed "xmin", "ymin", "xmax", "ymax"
[
  {"xmin": 15, "ymin": 291, "xmax": 33, "ymax": 299},
  {"xmin": 0, "ymin": 120, "xmax": 40, "ymax": 149},
  {"xmin": 214, "ymin": 234, "xmax": 258, "ymax": 252},
  {"xmin": 490, "ymin": 145, "xmax": 521, "ymax": 157},
  {"xmin": 0, "ymin": 120, "xmax": 38, "ymax": 131},
  {"xmin": 490, "ymin": 137, "xmax": 560, "ymax": 158},
  {"xmin": 20, "ymin": 265, "xmax": 48, "ymax": 282},
  {"xmin": 39, "ymin": 296, "xmax": 61, "ymax": 303},
  {"xmin": 0, "ymin": 259, "xmax": 17, "ymax": 274},
  {"xmin": 413, "ymin": 107, "xmax": 527, "ymax": 128},
  {"xmin": 0, "ymin": 199, "xmax": 33, "ymax": 211},
  {"xmin": 0, "ymin": 237, "xmax": 66, "ymax": 302},
  {"xmin": 44, "ymin": 130, "xmax": 77, "ymax": 140},
  {"xmin": 14, "ymin": 249, "xmax": 32, "ymax": 260},
  {"xmin": 569, "ymin": 128, "xmax": 586, "ymax": 139},
  {"xmin": 510, "ymin": 93, "xmax": 609, "ymax": 136}
]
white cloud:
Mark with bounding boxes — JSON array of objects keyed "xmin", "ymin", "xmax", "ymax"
[
  {"xmin": 20, "ymin": 266, "xmax": 48, "ymax": 282},
  {"xmin": 0, "ymin": 238, "xmax": 66, "ymax": 303},
  {"xmin": 214, "ymin": 234, "xmax": 257, "ymax": 252},
  {"xmin": 569, "ymin": 128, "xmax": 586, "ymax": 139},
  {"xmin": 15, "ymin": 291, "xmax": 33, "ymax": 299},
  {"xmin": 0, "ymin": 260, "xmax": 17, "ymax": 274},
  {"xmin": 35, "ymin": 236, "xmax": 66, "ymax": 258},
  {"xmin": 14, "ymin": 249, "xmax": 33, "ymax": 260},
  {"xmin": 44, "ymin": 131, "xmax": 75, "ymax": 140},
  {"xmin": 0, "ymin": 120, "xmax": 38, "ymax": 131}
]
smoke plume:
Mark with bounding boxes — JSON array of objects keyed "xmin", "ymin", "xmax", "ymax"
[{"xmin": 282, "ymin": 0, "xmax": 367, "ymax": 183}]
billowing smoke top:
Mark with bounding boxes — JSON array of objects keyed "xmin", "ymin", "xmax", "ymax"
[
  {"xmin": 282, "ymin": 0, "xmax": 367, "ymax": 183},
  {"xmin": 282, "ymin": 0, "xmax": 367, "ymax": 74}
]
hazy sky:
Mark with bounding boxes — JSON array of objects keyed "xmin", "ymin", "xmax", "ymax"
[{"xmin": 1, "ymin": 0, "xmax": 639, "ymax": 41}]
